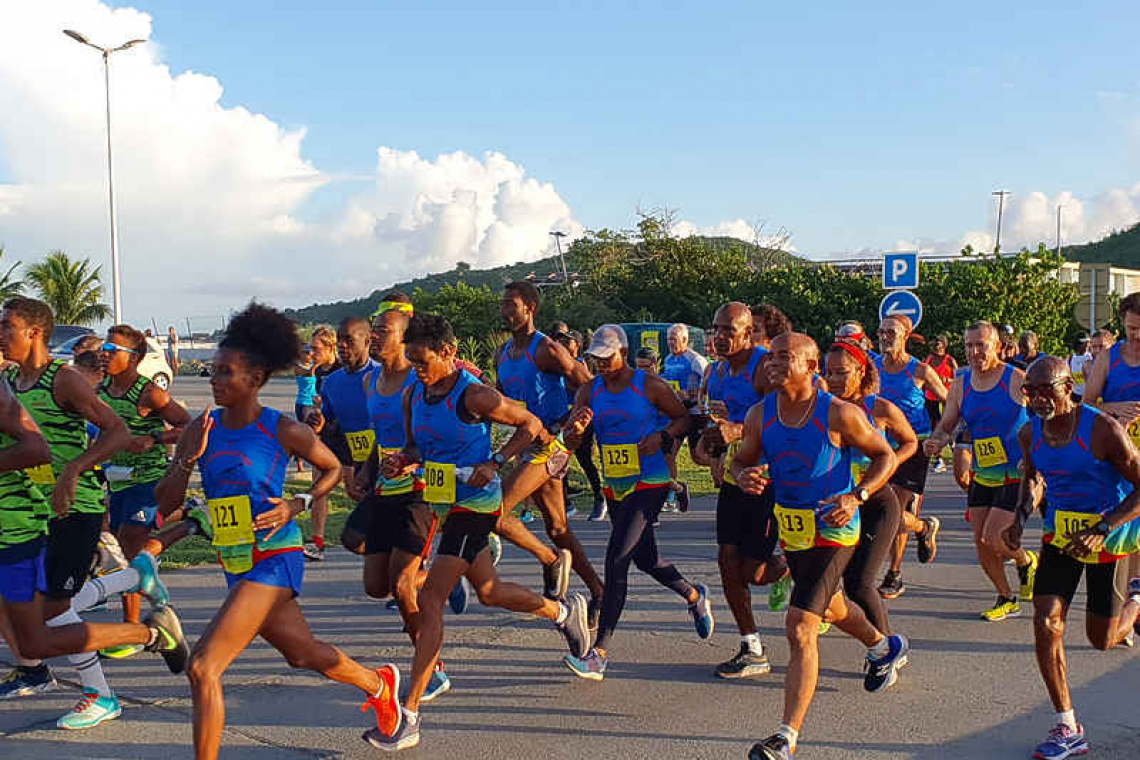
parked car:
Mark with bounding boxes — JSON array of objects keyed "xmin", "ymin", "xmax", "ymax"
[
  {"xmin": 48, "ymin": 325, "xmax": 95, "ymax": 351},
  {"xmin": 51, "ymin": 335, "xmax": 175, "ymax": 390}
]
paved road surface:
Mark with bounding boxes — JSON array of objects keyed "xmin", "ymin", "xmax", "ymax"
[{"xmin": 2, "ymin": 378, "xmax": 1138, "ymax": 758}]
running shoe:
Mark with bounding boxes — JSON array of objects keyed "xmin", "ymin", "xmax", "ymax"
[
  {"xmin": 1019, "ymin": 549, "xmax": 1039, "ymax": 601},
  {"xmin": 1033, "ymin": 723, "xmax": 1088, "ymax": 759},
  {"xmin": 588, "ymin": 498, "xmax": 608, "ymax": 522},
  {"xmin": 488, "ymin": 533, "xmax": 503, "ymax": 567},
  {"xmin": 981, "ymin": 596, "xmax": 1021, "ymax": 622},
  {"xmin": 557, "ymin": 592, "xmax": 591, "ymax": 658},
  {"xmin": 362, "ymin": 715, "xmax": 420, "ymax": 751},
  {"xmin": 587, "ymin": 595, "xmax": 603, "ymax": 632},
  {"xmin": 420, "ymin": 663, "xmax": 451, "ymax": 704},
  {"xmin": 143, "ymin": 606, "xmax": 190, "ymax": 674},
  {"xmin": 361, "ymin": 664, "xmax": 402, "ymax": 738},
  {"xmin": 183, "ymin": 498, "xmax": 212, "ymax": 539},
  {"xmin": 933, "ymin": 459, "xmax": 947, "ymax": 474},
  {"xmin": 129, "ymin": 551, "xmax": 169, "ymax": 609},
  {"xmin": 660, "ymin": 497, "xmax": 678, "ymax": 514},
  {"xmin": 863, "ymin": 634, "xmax": 909, "ymax": 693},
  {"xmin": 688, "ymin": 583, "xmax": 715, "ymax": 640},
  {"xmin": 543, "ymin": 548, "xmax": 572, "ymax": 600},
  {"xmin": 1128, "ymin": 576, "xmax": 1140, "ymax": 598},
  {"xmin": 818, "ymin": 621, "xmax": 832, "ymax": 636},
  {"xmin": 676, "ymin": 482, "xmax": 690, "ymax": 513},
  {"xmin": 878, "ymin": 570, "xmax": 905, "ymax": 600},
  {"xmin": 916, "ymin": 516, "xmax": 940, "ymax": 564},
  {"xmin": 302, "ymin": 542, "xmax": 325, "ymax": 562},
  {"xmin": 714, "ymin": 644, "xmax": 771, "ymax": 679},
  {"xmin": 0, "ymin": 665, "xmax": 56, "ymax": 699},
  {"xmin": 96, "ymin": 532, "xmax": 129, "ymax": 575},
  {"xmin": 768, "ymin": 574, "xmax": 791, "ymax": 611},
  {"xmin": 385, "ymin": 597, "xmax": 400, "ymax": 610},
  {"xmin": 98, "ymin": 644, "xmax": 144, "ymax": 659},
  {"xmin": 520, "ymin": 510, "xmax": 536, "ymax": 524},
  {"xmin": 749, "ymin": 734, "xmax": 794, "ymax": 760},
  {"xmin": 449, "ymin": 577, "xmax": 471, "ymax": 614},
  {"xmin": 56, "ymin": 691, "xmax": 121, "ymax": 730},
  {"xmin": 564, "ymin": 649, "xmax": 607, "ymax": 680}
]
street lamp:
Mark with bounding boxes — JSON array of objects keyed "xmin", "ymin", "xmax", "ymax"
[
  {"xmin": 992, "ymin": 190, "xmax": 1010, "ymax": 254},
  {"xmin": 549, "ymin": 230, "xmax": 569, "ymax": 281},
  {"xmin": 1056, "ymin": 205, "xmax": 1064, "ymax": 258},
  {"xmin": 63, "ymin": 29, "xmax": 146, "ymax": 324}
]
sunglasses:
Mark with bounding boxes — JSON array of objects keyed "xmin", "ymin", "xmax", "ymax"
[
  {"xmin": 101, "ymin": 342, "xmax": 137, "ymax": 355},
  {"xmin": 1022, "ymin": 380, "xmax": 1068, "ymax": 398}
]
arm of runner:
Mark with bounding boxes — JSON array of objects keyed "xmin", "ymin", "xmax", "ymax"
[
  {"xmin": 1004, "ymin": 422, "xmax": 1037, "ymax": 553},
  {"xmin": 0, "ymin": 383, "xmax": 51, "ymax": 472},
  {"xmin": 536, "ymin": 336, "xmax": 592, "ymax": 387},
  {"xmin": 823, "ymin": 399, "xmax": 896, "ymax": 527},
  {"xmin": 876, "ymin": 397, "xmax": 917, "ymax": 469},
  {"xmin": 155, "ymin": 410, "xmax": 213, "ymax": 514},
  {"xmin": 728, "ymin": 403, "xmax": 767, "ymax": 494},
  {"xmin": 917, "ymin": 361, "xmax": 949, "ymax": 402},
  {"xmin": 1008, "ymin": 366, "xmax": 1027, "ymax": 406},
  {"xmin": 561, "ymin": 382, "xmax": 594, "ymax": 451},
  {"xmin": 924, "ymin": 373, "xmax": 964, "ymax": 456},
  {"xmin": 464, "ymin": 383, "xmax": 545, "ymax": 487},
  {"xmin": 137, "ymin": 383, "xmax": 191, "ymax": 447},
  {"xmin": 639, "ymin": 374, "xmax": 691, "ymax": 457},
  {"xmin": 383, "ymin": 386, "xmax": 420, "ymax": 480},
  {"xmin": 1080, "ymin": 348, "xmax": 1140, "ymax": 422},
  {"xmin": 1066, "ymin": 412, "xmax": 1140, "ymax": 558},
  {"xmin": 259, "ymin": 417, "xmax": 343, "ymax": 539}
]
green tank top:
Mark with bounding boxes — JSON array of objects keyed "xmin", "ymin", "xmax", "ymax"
[
  {"xmin": 0, "ymin": 424, "xmax": 51, "ymax": 549},
  {"xmin": 99, "ymin": 375, "xmax": 168, "ymax": 491},
  {"xmin": 4, "ymin": 361, "xmax": 104, "ymax": 515}
]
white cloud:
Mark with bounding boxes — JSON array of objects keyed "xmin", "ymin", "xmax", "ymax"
[
  {"xmin": 0, "ymin": 0, "xmax": 580, "ymax": 326},
  {"xmin": 671, "ymin": 218, "xmax": 796, "ymax": 252}
]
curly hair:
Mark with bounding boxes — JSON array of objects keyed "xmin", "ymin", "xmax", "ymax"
[
  {"xmin": 219, "ymin": 301, "xmax": 301, "ymax": 377},
  {"xmin": 827, "ymin": 339, "xmax": 880, "ymax": 397},
  {"xmin": 404, "ymin": 313, "xmax": 456, "ymax": 353},
  {"xmin": 107, "ymin": 324, "xmax": 147, "ymax": 354}
]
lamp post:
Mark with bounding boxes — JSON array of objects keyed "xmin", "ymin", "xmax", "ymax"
[
  {"xmin": 992, "ymin": 190, "xmax": 1010, "ymax": 254},
  {"xmin": 63, "ymin": 29, "xmax": 145, "ymax": 324},
  {"xmin": 549, "ymin": 230, "xmax": 569, "ymax": 281}
]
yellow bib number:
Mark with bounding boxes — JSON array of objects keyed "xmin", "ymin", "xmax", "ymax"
[
  {"xmin": 1051, "ymin": 510, "xmax": 1100, "ymax": 563},
  {"xmin": 974, "ymin": 436, "xmax": 1008, "ymax": 469},
  {"xmin": 640, "ymin": 331, "xmax": 659, "ymax": 352},
  {"xmin": 774, "ymin": 504, "xmax": 817, "ymax": 552},
  {"xmin": 602, "ymin": 444, "xmax": 640, "ymax": 478},
  {"xmin": 345, "ymin": 429, "xmax": 376, "ymax": 463},
  {"xmin": 26, "ymin": 463, "xmax": 56, "ymax": 486},
  {"xmin": 1127, "ymin": 419, "xmax": 1140, "ymax": 450},
  {"xmin": 1072, "ymin": 372, "xmax": 1085, "ymax": 386},
  {"xmin": 668, "ymin": 379, "xmax": 680, "ymax": 392},
  {"xmin": 423, "ymin": 461, "xmax": 457, "ymax": 504},
  {"xmin": 209, "ymin": 496, "xmax": 254, "ymax": 548}
]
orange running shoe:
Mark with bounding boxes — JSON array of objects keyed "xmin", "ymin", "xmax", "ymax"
[{"xmin": 361, "ymin": 664, "xmax": 402, "ymax": 737}]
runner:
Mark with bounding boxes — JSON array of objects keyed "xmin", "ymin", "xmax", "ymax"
[
  {"xmin": 923, "ymin": 333, "xmax": 956, "ymax": 473},
  {"xmin": 562, "ymin": 325, "xmax": 713, "ymax": 680},
  {"xmin": 924, "ymin": 320, "xmax": 1039, "ymax": 621},
  {"xmin": 825, "ymin": 340, "xmax": 916, "ymax": 635},
  {"xmin": 874, "ymin": 315, "xmax": 947, "ymax": 599},
  {"xmin": 363, "ymin": 313, "xmax": 590, "ymax": 751},
  {"xmin": 1003, "ymin": 356, "xmax": 1140, "ymax": 759},
  {"xmin": 1089, "ymin": 328, "xmax": 1116, "ymax": 361},
  {"xmin": 1012, "ymin": 330, "xmax": 1044, "ymax": 370},
  {"xmin": 634, "ymin": 346, "xmax": 681, "ymax": 518},
  {"xmin": 0, "ymin": 297, "xmax": 188, "ymax": 718},
  {"xmin": 97, "ymin": 324, "xmax": 190, "ymax": 655},
  {"xmin": 154, "ymin": 302, "xmax": 394, "ymax": 760},
  {"xmin": 1068, "ymin": 337, "xmax": 1092, "ymax": 401},
  {"xmin": 306, "ymin": 316, "xmax": 379, "ymax": 561},
  {"xmin": 734, "ymin": 332, "xmax": 908, "ymax": 760},
  {"xmin": 701, "ymin": 301, "xmax": 787, "ymax": 679},
  {"xmin": 553, "ymin": 327, "xmax": 606, "ymax": 520},
  {"xmin": 494, "ymin": 282, "xmax": 602, "ymax": 615},
  {"xmin": 662, "ymin": 323, "xmax": 708, "ymax": 512},
  {"xmin": 306, "ymin": 324, "xmax": 342, "ymax": 559}
]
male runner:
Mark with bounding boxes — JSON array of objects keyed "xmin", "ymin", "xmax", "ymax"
[
  {"xmin": 1012, "ymin": 330, "xmax": 1044, "ymax": 369},
  {"xmin": 1004, "ymin": 356, "xmax": 1140, "ymax": 759},
  {"xmin": 924, "ymin": 321, "xmax": 1038, "ymax": 621},
  {"xmin": 734, "ymin": 333, "xmax": 908, "ymax": 760},
  {"xmin": 0, "ymin": 297, "xmax": 188, "ymax": 722},
  {"xmin": 98, "ymin": 324, "xmax": 190, "ymax": 654},
  {"xmin": 553, "ymin": 327, "xmax": 605, "ymax": 519},
  {"xmin": 662, "ymin": 323, "xmax": 707, "ymax": 512},
  {"xmin": 701, "ymin": 302, "xmax": 786, "ymax": 679},
  {"xmin": 307, "ymin": 316, "xmax": 379, "ymax": 560},
  {"xmin": 873, "ymin": 315, "xmax": 947, "ymax": 599},
  {"xmin": 494, "ymin": 282, "xmax": 602, "ymax": 615},
  {"xmin": 363, "ymin": 313, "xmax": 590, "ymax": 751}
]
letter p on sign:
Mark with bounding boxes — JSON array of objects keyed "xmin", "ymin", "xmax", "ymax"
[{"xmin": 882, "ymin": 252, "xmax": 919, "ymax": 290}]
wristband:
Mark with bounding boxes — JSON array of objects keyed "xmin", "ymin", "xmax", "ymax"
[{"xmin": 293, "ymin": 493, "xmax": 313, "ymax": 512}]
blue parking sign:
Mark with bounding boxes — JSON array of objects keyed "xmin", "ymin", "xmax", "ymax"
[{"xmin": 883, "ymin": 252, "xmax": 919, "ymax": 290}]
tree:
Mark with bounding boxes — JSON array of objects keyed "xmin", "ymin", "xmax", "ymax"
[
  {"xmin": 0, "ymin": 247, "xmax": 23, "ymax": 303},
  {"xmin": 24, "ymin": 251, "xmax": 112, "ymax": 326}
]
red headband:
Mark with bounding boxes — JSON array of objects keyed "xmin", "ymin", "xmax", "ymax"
[{"xmin": 830, "ymin": 341, "xmax": 868, "ymax": 369}]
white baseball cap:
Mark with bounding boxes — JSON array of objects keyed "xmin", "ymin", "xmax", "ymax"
[{"xmin": 585, "ymin": 324, "xmax": 629, "ymax": 359}]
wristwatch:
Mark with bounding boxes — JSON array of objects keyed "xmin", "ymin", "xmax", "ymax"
[
  {"xmin": 853, "ymin": 487, "xmax": 870, "ymax": 504},
  {"xmin": 150, "ymin": 430, "xmax": 164, "ymax": 443},
  {"xmin": 491, "ymin": 451, "xmax": 508, "ymax": 468},
  {"xmin": 294, "ymin": 493, "xmax": 313, "ymax": 512},
  {"xmin": 1094, "ymin": 520, "xmax": 1111, "ymax": 536}
]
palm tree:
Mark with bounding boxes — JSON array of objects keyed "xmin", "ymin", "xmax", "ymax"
[
  {"xmin": 24, "ymin": 251, "xmax": 112, "ymax": 326},
  {"xmin": 0, "ymin": 246, "xmax": 23, "ymax": 302}
]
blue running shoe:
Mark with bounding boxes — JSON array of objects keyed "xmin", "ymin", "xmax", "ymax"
[
  {"xmin": 362, "ymin": 713, "xmax": 421, "ymax": 751},
  {"xmin": 563, "ymin": 649, "xmax": 607, "ymax": 681},
  {"xmin": 57, "ymin": 691, "xmax": 122, "ymax": 729},
  {"xmin": 688, "ymin": 583, "xmax": 715, "ymax": 640},
  {"xmin": 1033, "ymin": 723, "xmax": 1088, "ymax": 759},
  {"xmin": 129, "ymin": 552, "xmax": 169, "ymax": 609},
  {"xmin": 449, "ymin": 577, "xmax": 471, "ymax": 615},
  {"xmin": 420, "ymin": 664, "xmax": 451, "ymax": 704},
  {"xmin": 0, "ymin": 666, "xmax": 56, "ymax": 699},
  {"xmin": 520, "ymin": 510, "xmax": 536, "ymax": 524},
  {"xmin": 864, "ymin": 634, "xmax": 909, "ymax": 693}
]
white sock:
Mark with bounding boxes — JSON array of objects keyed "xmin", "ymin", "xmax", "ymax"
[
  {"xmin": 16, "ymin": 656, "xmax": 43, "ymax": 668},
  {"xmin": 777, "ymin": 723, "xmax": 799, "ymax": 750},
  {"xmin": 1056, "ymin": 709, "xmax": 1077, "ymax": 730},
  {"xmin": 72, "ymin": 569, "xmax": 140, "ymax": 613},
  {"xmin": 742, "ymin": 633, "xmax": 763, "ymax": 655},
  {"xmin": 46, "ymin": 609, "xmax": 113, "ymax": 697},
  {"xmin": 402, "ymin": 707, "xmax": 419, "ymax": 725},
  {"xmin": 555, "ymin": 601, "xmax": 569, "ymax": 625},
  {"xmin": 868, "ymin": 636, "xmax": 890, "ymax": 659}
]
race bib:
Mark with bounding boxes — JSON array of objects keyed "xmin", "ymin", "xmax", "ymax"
[
  {"xmin": 423, "ymin": 461, "xmax": 457, "ymax": 504},
  {"xmin": 774, "ymin": 504, "xmax": 817, "ymax": 552},
  {"xmin": 345, "ymin": 429, "xmax": 376, "ymax": 463},
  {"xmin": 668, "ymin": 379, "xmax": 681, "ymax": 392},
  {"xmin": 26, "ymin": 463, "xmax": 56, "ymax": 486},
  {"xmin": 722, "ymin": 440, "xmax": 743, "ymax": 486},
  {"xmin": 641, "ymin": 331, "xmax": 660, "ymax": 352},
  {"xmin": 1072, "ymin": 372, "xmax": 1085, "ymax": 386},
  {"xmin": 973, "ymin": 436, "xmax": 1008, "ymax": 469},
  {"xmin": 1128, "ymin": 419, "xmax": 1140, "ymax": 451},
  {"xmin": 602, "ymin": 444, "xmax": 640, "ymax": 478},
  {"xmin": 209, "ymin": 496, "xmax": 254, "ymax": 548},
  {"xmin": 1050, "ymin": 510, "xmax": 1100, "ymax": 563}
]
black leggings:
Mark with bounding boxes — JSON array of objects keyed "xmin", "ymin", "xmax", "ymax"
[
  {"xmin": 842, "ymin": 488, "xmax": 901, "ymax": 633},
  {"xmin": 573, "ymin": 423, "xmax": 603, "ymax": 499},
  {"xmin": 595, "ymin": 488, "xmax": 694, "ymax": 652}
]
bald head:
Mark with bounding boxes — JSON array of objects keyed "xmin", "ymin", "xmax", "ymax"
[
  {"xmin": 1025, "ymin": 355, "xmax": 1070, "ymax": 385},
  {"xmin": 773, "ymin": 331, "xmax": 819, "ymax": 360},
  {"xmin": 769, "ymin": 332, "xmax": 819, "ymax": 390},
  {"xmin": 1024, "ymin": 355, "xmax": 1074, "ymax": 420},
  {"xmin": 712, "ymin": 301, "xmax": 754, "ymax": 358}
]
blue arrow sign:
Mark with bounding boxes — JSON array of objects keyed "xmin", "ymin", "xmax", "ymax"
[
  {"xmin": 879, "ymin": 290, "xmax": 923, "ymax": 328},
  {"xmin": 883, "ymin": 251, "xmax": 919, "ymax": 290}
]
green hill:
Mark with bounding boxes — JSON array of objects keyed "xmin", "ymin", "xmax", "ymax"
[{"xmin": 1061, "ymin": 222, "xmax": 1140, "ymax": 268}]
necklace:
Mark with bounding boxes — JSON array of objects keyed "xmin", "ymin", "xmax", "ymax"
[{"xmin": 778, "ymin": 391, "xmax": 817, "ymax": 429}]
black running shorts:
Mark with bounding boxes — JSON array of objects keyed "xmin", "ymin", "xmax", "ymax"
[
  {"xmin": 715, "ymin": 483, "xmax": 778, "ymax": 561},
  {"xmin": 343, "ymin": 492, "xmax": 437, "ymax": 557},
  {"xmin": 45, "ymin": 513, "xmax": 103, "ymax": 600},
  {"xmin": 1034, "ymin": 542, "xmax": 1128, "ymax": 618},
  {"xmin": 787, "ymin": 544, "xmax": 856, "ymax": 617},
  {"xmin": 967, "ymin": 480, "xmax": 1021, "ymax": 513},
  {"xmin": 437, "ymin": 512, "xmax": 498, "ymax": 564}
]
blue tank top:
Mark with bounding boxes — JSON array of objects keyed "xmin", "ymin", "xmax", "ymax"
[
  {"xmin": 591, "ymin": 370, "xmax": 672, "ymax": 500},
  {"xmin": 851, "ymin": 394, "xmax": 879, "ymax": 480},
  {"xmin": 320, "ymin": 358, "xmax": 380, "ymax": 462},
  {"xmin": 960, "ymin": 364, "xmax": 1029, "ymax": 486},
  {"xmin": 707, "ymin": 347, "xmax": 766, "ymax": 423},
  {"xmin": 1032, "ymin": 405, "xmax": 1139, "ymax": 562},
  {"xmin": 497, "ymin": 331, "xmax": 570, "ymax": 427},
  {"xmin": 365, "ymin": 367, "xmax": 419, "ymax": 496},
  {"xmin": 295, "ymin": 373, "xmax": 317, "ymax": 406},
  {"xmin": 874, "ymin": 355, "xmax": 930, "ymax": 435},
  {"xmin": 1102, "ymin": 343, "xmax": 1140, "ymax": 403},
  {"xmin": 760, "ymin": 391, "xmax": 859, "ymax": 548},
  {"xmin": 410, "ymin": 370, "xmax": 501, "ymax": 514},
  {"xmin": 200, "ymin": 407, "xmax": 302, "ymax": 573}
]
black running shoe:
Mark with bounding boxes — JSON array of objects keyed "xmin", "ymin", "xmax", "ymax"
[
  {"xmin": 543, "ymin": 549, "xmax": 572, "ymax": 600},
  {"xmin": 144, "ymin": 606, "xmax": 190, "ymax": 674},
  {"xmin": 916, "ymin": 516, "xmax": 940, "ymax": 564},
  {"xmin": 878, "ymin": 571, "xmax": 905, "ymax": 600},
  {"xmin": 749, "ymin": 733, "xmax": 793, "ymax": 760}
]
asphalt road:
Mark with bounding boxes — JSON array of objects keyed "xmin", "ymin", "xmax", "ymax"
[{"xmin": 2, "ymin": 378, "xmax": 1138, "ymax": 758}]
